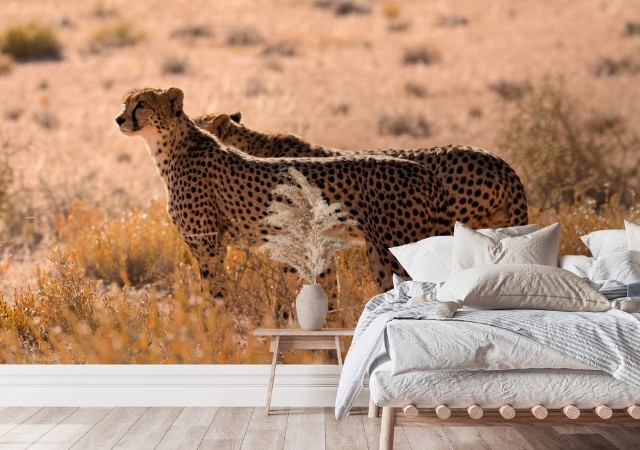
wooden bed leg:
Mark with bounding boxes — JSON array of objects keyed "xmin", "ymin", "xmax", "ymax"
[
  {"xmin": 402, "ymin": 404, "xmax": 419, "ymax": 417},
  {"xmin": 531, "ymin": 405, "xmax": 548, "ymax": 419},
  {"xmin": 563, "ymin": 405, "xmax": 580, "ymax": 419},
  {"xmin": 380, "ymin": 407, "xmax": 395, "ymax": 450},
  {"xmin": 435, "ymin": 404, "xmax": 451, "ymax": 419},
  {"xmin": 369, "ymin": 395, "xmax": 380, "ymax": 418},
  {"xmin": 467, "ymin": 404, "xmax": 483, "ymax": 419},
  {"xmin": 499, "ymin": 405, "xmax": 516, "ymax": 419},
  {"xmin": 594, "ymin": 405, "xmax": 613, "ymax": 419}
]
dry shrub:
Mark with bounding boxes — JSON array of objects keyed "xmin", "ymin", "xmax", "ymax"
[
  {"xmin": 381, "ymin": 1, "xmax": 401, "ymax": 19},
  {"xmin": 387, "ymin": 20, "xmax": 411, "ymax": 33},
  {"xmin": 226, "ymin": 26, "xmax": 264, "ymax": 47},
  {"xmin": 378, "ymin": 112, "xmax": 431, "ymax": 138},
  {"xmin": 437, "ymin": 14, "xmax": 468, "ymax": 27},
  {"xmin": 262, "ymin": 40, "xmax": 298, "ymax": 57},
  {"xmin": 531, "ymin": 197, "xmax": 640, "ymax": 256},
  {"xmin": 0, "ymin": 250, "xmax": 261, "ymax": 364},
  {"xmin": 626, "ymin": 21, "xmax": 640, "ymax": 37},
  {"xmin": 404, "ymin": 81, "xmax": 427, "ymax": 98},
  {"xmin": 55, "ymin": 201, "xmax": 189, "ymax": 288},
  {"xmin": 0, "ymin": 136, "xmax": 15, "ymax": 235},
  {"xmin": 314, "ymin": 0, "xmax": 371, "ymax": 16},
  {"xmin": 246, "ymin": 78, "xmax": 267, "ymax": 97},
  {"xmin": 403, "ymin": 44, "xmax": 441, "ymax": 65},
  {"xmin": 89, "ymin": 20, "xmax": 145, "ymax": 51},
  {"xmin": 92, "ymin": 1, "xmax": 119, "ymax": 19},
  {"xmin": 498, "ymin": 77, "xmax": 639, "ymax": 210},
  {"xmin": 32, "ymin": 109, "xmax": 59, "ymax": 130},
  {"xmin": 4, "ymin": 108, "xmax": 23, "ymax": 121},
  {"xmin": 0, "ymin": 54, "xmax": 14, "ymax": 75},
  {"xmin": 488, "ymin": 79, "xmax": 531, "ymax": 101},
  {"xmin": 161, "ymin": 54, "xmax": 188, "ymax": 75},
  {"xmin": 0, "ymin": 199, "xmax": 378, "ymax": 363},
  {"xmin": 0, "ymin": 22, "xmax": 62, "ymax": 62},
  {"xmin": 594, "ymin": 56, "xmax": 640, "ymax": 77},
  {"xmin": 170, "ymin": 24, "xmax": 212, "ymax": 40}
]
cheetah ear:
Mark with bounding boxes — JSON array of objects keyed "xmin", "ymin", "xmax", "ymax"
[
  {"xmin": 166, "ymin": 87, "xmax": 184, "ymax": 116},
  {"xmin": 208, "ymin": 114, "xmax": 232, "ymax": 137},
  {"xmin": 229, "ymin": 112, "xmax": 242, "ymax": 124}
]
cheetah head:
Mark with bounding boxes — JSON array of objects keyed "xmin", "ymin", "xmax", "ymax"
[
  {"xmin": 192, "ymin": 112, "xmax": 242, "ymax": 139},
  {"xmin": 116, "ymin": 87, "xmax": 184, "ymax": 138}
]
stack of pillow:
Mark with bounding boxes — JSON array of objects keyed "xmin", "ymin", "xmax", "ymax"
[
  {"xmin": 576, "ymin": 220, "xmax": 640, "ymax": 285},
  {"xmin": 389, "ymin": 220, "xmax": 640, "ymax": 316}
]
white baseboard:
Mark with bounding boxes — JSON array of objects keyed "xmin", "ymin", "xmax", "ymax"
[{"xmin": 0, "ymin": 365, "xmax": 369, "ymax": 408}]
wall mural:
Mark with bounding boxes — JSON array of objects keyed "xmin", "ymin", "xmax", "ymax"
[{"xmin": 0, "ymin": 1, "xmax": 638, "ymax": 364}]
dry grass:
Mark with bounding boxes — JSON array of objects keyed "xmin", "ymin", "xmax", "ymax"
[
  {"xmin": 403, "ymin": 44, "xmax": 441, "ymax": 65},
  {"xmin": 531, "ymin": 198, "xmax": 640, "ymax": 256},
  {"xmin": 0, "ymin": 54, "xmax": 14, "ymax": 75},
  {"xmin": 0, "ymin": 200, "xmax": 376, "ymax": 364},
  {"xmin": 55, "ymin": 201, "xmax": 188, "ymax": 288},
  {"xmin": 0, "ymin": 22, "xmax": 61, "ymax": 61},
  {"xmin": 262, "ymin": 41, "xmax": 298, "ymax": 57},
  {"xmin": 89, "ymin": 20, "xmax": 145, "ymax": 52},
  {"xmin": 381, "ymin": 1, "xmax": 401, "ymax": 20},
  {"xmin": 226, "ymin": 26, "xmax": 264, "ymax": 47},
  {"xmin": 488, "ymin": 79, "xmax": 532, "ymax": 101},
  {"xmin": 170, "ymin": 24, "xmax": 212, "ymax": 40},
  {"xmin": 161, "ymin": 54, "xmax": 188, "ymax": 75},
  {"xmin": 378, "ymin": 112, "xmax": 431, "ymax": 137},
  {"xmin": 498, "ymin": 77, "xmax": 639, "ymax": 210}
]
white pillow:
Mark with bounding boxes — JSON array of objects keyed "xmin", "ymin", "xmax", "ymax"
[
  {"xmin": 451, "ymin": 222, "xmax": 560, "ymax": 271},
  {"xmin": 581, "ymin": 230, "xmax": 627, "ymax": 257},
  {"xmin": 437, "ymin": 264, "xmax": 611, "ymax": 312},
  {"xmin": 588, "ymin": 251, "xmax": 640, "ymax": 285},
  {"xmin": 389, "ymin": 224, "xmax": 539, "ymax": 283},
  {"xmin": 626, "ymin": 220, "xmax": 640, "ymax": 251},
  {"xmin": 560, "ymin": 255, "xmax": 594, "ymax": 278}
]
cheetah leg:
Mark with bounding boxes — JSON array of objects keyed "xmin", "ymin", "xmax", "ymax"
[{"xmin": 365, "ymin": 240, "xmax": 397, "ymax": 292}]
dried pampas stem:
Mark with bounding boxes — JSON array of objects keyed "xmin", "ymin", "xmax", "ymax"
[{"xmin": 260, "ymin": 168, "xmax": 353, "ymax": 285}]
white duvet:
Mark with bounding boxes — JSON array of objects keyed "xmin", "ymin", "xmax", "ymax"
[{"xmin": 385, "ymin": 319, "xmax": 595, "ymax": 375}]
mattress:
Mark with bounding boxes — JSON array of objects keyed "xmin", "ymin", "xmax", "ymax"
[
  {"xmin": 369, "ymin": 363, "xmax": 640, "ymax": 409},
  {"xmin": 385, "ymin": 319, "xmax": 595, "ymax": 375}
]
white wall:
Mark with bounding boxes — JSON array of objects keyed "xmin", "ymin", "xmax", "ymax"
[{"xmin": 0, "ymin": 365, "xmax": 369, "ymax": 407}]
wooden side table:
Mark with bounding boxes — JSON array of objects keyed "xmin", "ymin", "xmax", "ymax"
[{"xmin": 254, "ymin": 328, "xmax": 355, "ymax": 416}]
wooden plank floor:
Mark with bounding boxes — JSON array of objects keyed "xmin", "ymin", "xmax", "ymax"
[{"xmin": 0, "ymin": 407, "xmax": 637, "ymax": 449}]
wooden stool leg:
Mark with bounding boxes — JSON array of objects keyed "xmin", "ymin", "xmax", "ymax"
[
  {"xmin": 335, "ymin": 336, "xmax": 343, "ymax": 368},
  {"xmin": 369, "ymin": 395, "xmax": 380, "ymax": 418},
  {"xmin": 265, "ymin": 336, "xmax": 280, "ymax": 416},
  {"xmin": 380, "ymin": 407, "xmax": 395, "ymax": 450}
]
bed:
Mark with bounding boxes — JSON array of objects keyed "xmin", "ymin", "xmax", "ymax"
[
  {"xmin": 336, "ymin": 221, "xmax": 640, "ymax": 449},
  {"xmin": 368, "ymin": 318, "xmax": 640, "ymax": 449},
  {"xmin": 335, "ymin": 281, "xmax": 640, "ymax": 450}
]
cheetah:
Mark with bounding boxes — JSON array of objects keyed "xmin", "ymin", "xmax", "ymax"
[
  {"xmin": 116, "ymin": 88, "xmax": 452, "ymax": 291},
  {"xmin": 193, "ymin": 112, "xmax": 528, "ymax": 229}
]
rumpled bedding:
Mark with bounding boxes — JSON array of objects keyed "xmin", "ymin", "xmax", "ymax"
[{"xmin": 334, "ymin": 280, "xmax": 640, "ymax": 420}]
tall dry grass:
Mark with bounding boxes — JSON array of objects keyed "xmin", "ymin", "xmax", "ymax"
[{"xmin": 0, "ymin": 200, "xmax": 376, "ymax": 364}]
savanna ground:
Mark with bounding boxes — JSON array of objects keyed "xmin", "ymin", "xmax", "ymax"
[{"xmin": 0, "ymin": 0, "xmax": 639, "ymax": 364}]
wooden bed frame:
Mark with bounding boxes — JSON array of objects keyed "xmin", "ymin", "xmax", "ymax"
[{"xmin": 369, "ymin": 400, "xmax": 640, "ymax": 450}]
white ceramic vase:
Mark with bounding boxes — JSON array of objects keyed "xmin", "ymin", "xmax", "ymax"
[{"xmin": 296, "ymin": 284, "xmax": 328, "ymax": 331}]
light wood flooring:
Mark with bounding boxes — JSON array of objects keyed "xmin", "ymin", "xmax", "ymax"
[{"xmin": 0, "ymin": 407, "xmax": 638, "ymax": 449}]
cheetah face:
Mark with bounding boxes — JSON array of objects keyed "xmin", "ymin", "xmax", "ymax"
[
  {"xmin": 192, "ymin": 112, "xmax": 242, "ymax": 138},
  {"xmin": 116, "ymin": 87, "xmax": 184, "ymax": 137}
]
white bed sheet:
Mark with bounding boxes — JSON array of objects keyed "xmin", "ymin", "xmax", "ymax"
[
  {"xmin": 369, "ymin": 364, "xmax": 640, "ymax": 409},
  {"xmin": 386, "ymin": 319, "xmax": 595, "ymax": 375}
]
